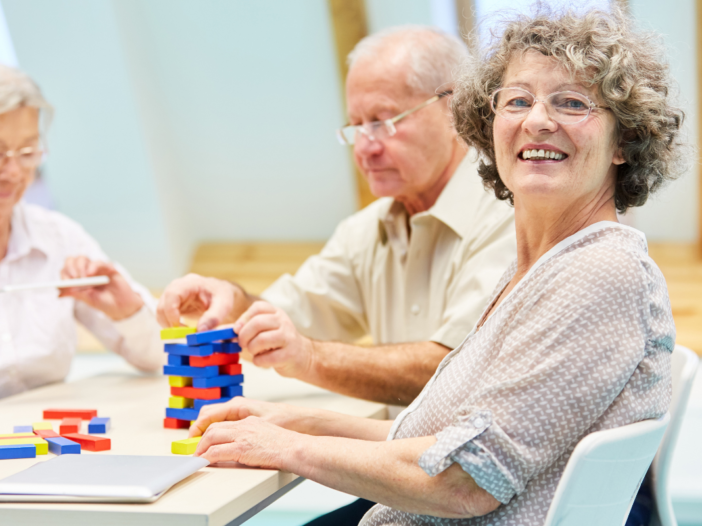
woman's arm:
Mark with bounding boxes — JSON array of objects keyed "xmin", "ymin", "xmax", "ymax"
[
  {"xmin": 195, "ymin": 417, "xmax": 500, "ymax": 519},
  {"xmin": 190, "ymin": 397, "xmax": 393, "ymax": 441}
]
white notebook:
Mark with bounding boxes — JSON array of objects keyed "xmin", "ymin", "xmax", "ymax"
[{"xmin": 0, "ymin": 455, "xmax": 209, "ymax": 503}]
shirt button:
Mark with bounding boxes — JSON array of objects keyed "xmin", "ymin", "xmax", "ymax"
[
  {"xmin": 1, "ymin": 333, "xmax": 10, "ymax": 342},
  {"xmin": 410, "ymin": 304, "xmax": 420, "ymax": 315},
  {"xmin": 473, "ymin": 417, "xmax": 485, "ymax": 428}
]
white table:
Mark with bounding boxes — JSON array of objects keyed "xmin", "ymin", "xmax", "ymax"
[{"xmin": 0, "ymin": 363, "xmax": 387, "ymax": 525}]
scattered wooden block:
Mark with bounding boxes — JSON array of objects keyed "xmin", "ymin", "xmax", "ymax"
[
  {"xmin": 170, "ymin": 385, "xmax": 221, "ymax": 400},
  {"xmin": 88, "ymin": 417, "xmax": 111, "ymax": 434},
  {"xmin": 169, "ymin": 396, "xmax": 194, "ymax": 409},
  {"xmin": 163, "ymin": 417, "xmax": 190, "ymax": 429},
  {"xmin": 0, "ymin": 433, "xmax": 39, "ymax": 439},
  {"xmin": 13, "ymin": 425, "xmax": 33, "ymax": 433},
  {"xmin": 219, "ymin": 363, "xmax": 242, "ymax": 376},
  {"xmin": 163, "ymin": 365, "xmax": 219, "ymax": 378},
  {"xmin": 43, "ymin": 409, "xmax": 98, "ymax": 420},
  {"xmin": 168, "ymin": 376, "xmax": 192, "ymax": 388},
  {"xmin": 61, "ymin": 433, "xmax": 111, "ymax": 452},
  {"xmin": 45, "ymin": 437, "xmax": 81, "ymax": 455},
  {"xmin": 59, "ymin": 418, "xmax": 81, "ymax": 434},
  {"xmin": 221, "ymin": 385, "xmax": 243, "ymax": 398},
  {"xmin": 0, "ymin": 444, "xmax": 36, "ymax": 459},
  {"xmin": 165, "ymin": 408, "xmax": 199, "ymax": 422},
  {"xmin": 0, "ymin": 437, "xmax": 48, "ymax": 455},
  {"xmin": 32, "ymin": 422, "xmax": 53, "ymax": 431},
  {"xmin": 193, "ymin": 397, "xmax": 233, "ymax": 410},
  {"xmin": 190, "ymin": 353, "xmax": 240, "ymax": 367},
  {"xmin": 186, "ymin": 328, "xmax": 236, "ymax": 346},
  {"xmin": 171, "ymin": 436, "xmax": 201, "ymax": 455},
  {"xmin": 34, "ymin": 429, "xmax": 60, "ymax": 439},
  {"xmin": 160, "ymin": 327, "xmax": 196, "ymax": 340},
  {"xmin": 193, "ymin": 374, "xmax": 244, "ymax": 389}
]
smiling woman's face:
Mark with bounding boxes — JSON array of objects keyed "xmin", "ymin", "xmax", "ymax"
[
  {"xmin": 493, "ymin": 51, "xmax": 624, "ymax": 211},
  {"xmin": 0, "ymin": 106, "xmax": 40, "ymax": 219}
]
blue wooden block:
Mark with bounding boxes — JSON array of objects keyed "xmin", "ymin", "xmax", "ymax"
[
  {"xmin": 186, "ymin": 328, "xmax": 237, "ymax": 346},
  {"xmin": 221, "ymin": 385, "xmax": 244, "ymax": 398},
  {"xmin": 193, "ymin": 397, "xmax": 233, "ymax": 411},
  {"xmin": 13, "ymin": 425, "xmax": 32, "ymax": 433},
  {"xmin": 45, "ymin": 437, "xmax": 81, "ymax": 455},
  {"xmin": 221, "ymin": 341, "xmax": 242, "ymax": 354},
  {"xmin": 164, "ymin": 343, "xmax": 221, "ymax": 357},
  {"xmin": 88, "ymin": 417, "xmax": 111, "ymax": 434},
  {"xmin": 0, "ymin": 444, "xmax": 36, "ymax": 459},
  {"xmin": 165, "ymin": 407, "xmax": 200, "ymax": 421},
  {"xmin": 193, "ymin": 374, "xmax": 244, "ymax": 389},
  {"xmin": 167, "ymin": 354, "xmax": 189, "ymax": 366},
  {"xmin": 163, "ymin": 365, "xmax": 219, "ymax": 378}
]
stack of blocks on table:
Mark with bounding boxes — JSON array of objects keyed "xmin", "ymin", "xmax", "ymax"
[
  {"xmin": 0, "ymin": 410, "xmax": 112, "ymax": 459},
  {"xmin": 161, "ymin": 327, "xmax": 244, "ymax": 432}
]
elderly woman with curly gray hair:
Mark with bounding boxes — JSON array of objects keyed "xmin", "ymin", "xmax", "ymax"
[{"xmin": 187, "ymin": 7, "xmax": 681, "ymax": 526}]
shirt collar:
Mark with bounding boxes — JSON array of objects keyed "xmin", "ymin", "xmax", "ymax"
[
  {"xmin": 5, "ymin": 201, "xmax": 51, "ymax": 261},
  {"xmin": 378, "ymin": 152, "xmax": 485, "ymax": 241}
]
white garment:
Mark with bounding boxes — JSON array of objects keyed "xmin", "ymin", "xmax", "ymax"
[{"xmin": 0, "ymin": 201, "xmax": 163, "ymax": 398}]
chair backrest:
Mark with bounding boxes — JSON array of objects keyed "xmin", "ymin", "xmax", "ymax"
[
  {"xmin": 543, "ymin": 413, "xmax": 669, "ymax": 526},
  {"xmin": 650, "ymin": 345, "xmax": 699, "ymax": 526}
]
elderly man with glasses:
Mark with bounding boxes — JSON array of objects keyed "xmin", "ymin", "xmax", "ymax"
[{"xmin": 158, "ymin": 26, "xmax": 516, "ymax": 409}]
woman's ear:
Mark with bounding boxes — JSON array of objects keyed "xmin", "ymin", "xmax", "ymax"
[{"xmin": 613, "ymin": 146, "xmax": 625, "ymax": 166}]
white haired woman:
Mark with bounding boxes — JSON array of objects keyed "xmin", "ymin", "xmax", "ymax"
[
  {"xmin": 186, "ymin": 7, "xmax": 679, "ymax": 525},
  {"xmin": 0, "ymin": 65, "xmax": 162, "ymax": 398}
]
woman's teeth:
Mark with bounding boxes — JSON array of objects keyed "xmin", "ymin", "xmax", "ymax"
[{"xmin": 521, "ymin": 149, "xmax": 565, "ymax": 160}]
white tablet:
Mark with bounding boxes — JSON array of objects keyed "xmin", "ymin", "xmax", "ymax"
[{"xmin": 0, "ymin": 455, "xmax": 209, "ymax": 503}]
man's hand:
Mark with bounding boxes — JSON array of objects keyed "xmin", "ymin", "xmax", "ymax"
[
  {"xmin": 234, "ymin": 301, "xmax": 315, "ymax": 379},
  {"xmin": 59, "ymin": 256, "xmax": 143, "ymax": 321},
  {"xmin": 156, "ymin": 274, "xmax": 253, "ymax": 331},
  {"xmin": 194, "ymin": 416, "xmax": 298, "ymax": 468}
]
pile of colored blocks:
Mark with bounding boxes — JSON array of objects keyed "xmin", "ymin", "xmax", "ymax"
[
  {"xmin": 162, "ymin": 327, "xmax": 243, "ymax": 430},
  {"xmin": 0, "ymin": 409, "xmax": 111, "ymax": 459}
]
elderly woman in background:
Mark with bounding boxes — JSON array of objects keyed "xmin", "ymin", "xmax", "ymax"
[
  {"xmin": 0, "ymin": 65, "xmax": 162, "ymax": 398},
  {"xmin": 187, "ymin": 8, "xmax": 680, "ymax": 525}
]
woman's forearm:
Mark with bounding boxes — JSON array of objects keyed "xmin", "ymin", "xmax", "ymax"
[{"xmin": 282, "ymin": 434, "xmax": 500, "ymax": 519}]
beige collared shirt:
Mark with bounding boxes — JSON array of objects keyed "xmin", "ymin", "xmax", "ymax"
[{"xmin": 262, "ymin": 155, "xmax": 517, "ymax": 349}]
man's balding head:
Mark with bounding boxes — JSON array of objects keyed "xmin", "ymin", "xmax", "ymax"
[{"xmin": 348, "ymin": 26, "xmax": 468, "ymax": 97}]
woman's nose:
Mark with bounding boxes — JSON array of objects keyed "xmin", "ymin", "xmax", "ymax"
[{"xmin": 521, "ymin": 102, "xmax": 558, "ymax": 135}]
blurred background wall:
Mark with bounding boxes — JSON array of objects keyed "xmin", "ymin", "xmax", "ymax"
[{"xmin": 0, "ymin": 0, "xmax": 697, "ymax": 288}]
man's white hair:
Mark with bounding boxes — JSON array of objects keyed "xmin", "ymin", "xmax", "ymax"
[
  {"xmin": 0, "ymin": 64, "xmax": 53, "ymax": 129},
  {"xmin": 347, "ymin": 25, "xmax": 469, "ymax": 95}
]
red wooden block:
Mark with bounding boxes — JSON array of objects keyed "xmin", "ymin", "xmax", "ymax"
[
  {"xmin": 219, "ymin": 363, "xmax": 242, "ymax": 376},
  {"xmin": 59, "ymin": 418, "xmax": 81, "ymax": 434},
  {"xmin": 163, "ymin": 417, "xmax": 190, "ymax": 429},
  {"xmin": 61, "ymin": 433, "xmax": 110, "ymax": 452},
  {"xmin": 190, "ymin": 352, "xmax": 240, "ymax": 367},
  {"xmin": 170, "ymin": 385, "xmax": 221, "ymax": 400},
  {"xmin": 43, "ymin": 409, "xmax": 98, "ymax": 420},
  {"xmin": 34, "ymin": 429, "xmax": 60, "ymax": 439}
]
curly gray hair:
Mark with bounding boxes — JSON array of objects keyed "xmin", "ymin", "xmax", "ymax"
[{"xmin": 451, "ymin": 6, "xmax": 686, "ymax": 212}]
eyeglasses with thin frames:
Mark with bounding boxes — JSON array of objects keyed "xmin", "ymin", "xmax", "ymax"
[
  {"xmin": 0, "ymin": 146, "xmax": 45, "ymax": 169},
  {"xmin": 490, "ymin": 87, "xmax": 608, "ymax": 125},
  {"xmin": 337, "ymin": 90, "xmax": 452, "ymax": 145}
]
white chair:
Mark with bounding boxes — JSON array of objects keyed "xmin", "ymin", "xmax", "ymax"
[
  {"xmin": 543, "ymin": 413, "xmax": 669, "ymax": 526},
  {"xmin": 650, "ymin": 345, "xmax": 699, "ymax": 526}
]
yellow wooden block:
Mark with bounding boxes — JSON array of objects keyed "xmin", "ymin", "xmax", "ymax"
[
  {"xmin": 168, "ymin": 376, "xmax": 192, "ymax": 388},
  {"xmin": 32, "ymin": 422, "xmax": 53, "ymax": 431},
  {"xmin": 169, "ymin": 396, "xmax": 193, "ymax": 409},
  {"xmin": 0, "ymin": 432, "xmax": 38, "ymax": 439},
  {"xmin": 0, "ymin": 437, "xmax": 48, "ymax": 455},
  {"xmin": 171, "ymin": 436, "xmax": 201, "ymax": 455},
  {"xmin": 160, "ymin": 327, "xmax": 196, "ymax": 340}
]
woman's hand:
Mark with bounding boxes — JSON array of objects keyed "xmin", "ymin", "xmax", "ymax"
[
  {"xmin": 194, "ymin": 416, "xmax": 299, "ymax": 468},
  {"xmin": 59, "ymin": 256, "xmax": 144, "ymax": 321}
]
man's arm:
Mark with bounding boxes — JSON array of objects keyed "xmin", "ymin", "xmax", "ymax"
[{"xmin": 235, "ymin": 301, "xmax": 450, "ymax": 405}]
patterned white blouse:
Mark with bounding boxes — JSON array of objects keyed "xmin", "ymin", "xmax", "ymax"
[{"xmin": 361, "ymin": 222, "xmax": 674, "ymax": 526}]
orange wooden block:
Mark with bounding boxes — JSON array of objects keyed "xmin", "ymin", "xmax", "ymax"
[
  {"xmin": 43, "ymin": 409, "xmax": 97, "ymax": 420},
  {"xmin": 60, "ymin": 418, "xmax": 81, "ymax": 434},
  {"xmin": 190, "ymin": 352, "xmax": 240, "ymax": 367},
  {"xmin": 34, "ymin": 429, "xmax": 60, "ymax": 439},
  {"xmin": 163, "ymin": 417, "xmax": 190, "ymax": 429},
  {"xmin": 61, "ymin": 433, "xmax": 110, "ymax": 452},
  {"xmin": 171, "ymin": 385, "xmax": 221, "ymax": 400},
  {"xmin": 219, "ymin": 363, "xmax": 242, "ymax": 376}
]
